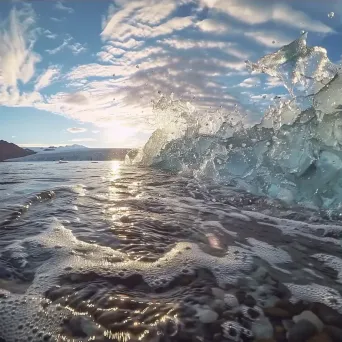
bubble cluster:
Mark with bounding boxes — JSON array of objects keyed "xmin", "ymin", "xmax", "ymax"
[
  {"xmin": 221, "ymin": 321, "xmax": 253, "ymax": 341},
  {"xmin": 313, "ymin": 253, "xmax": 342, "ymax": 283},
  {"xmin": 0, "ymin": 293, "xmax": 71, "ymax": 341},
  {"xmin": 2, "ymin": 222, "xmax": 254, "ymax": 297},
  {"xmin": 286, "ymin": 283, "xmax": 342, "ymax": 313},
  {"xmin": 246, "ymin": 238, "xmax": 292, "ymax": 266}
]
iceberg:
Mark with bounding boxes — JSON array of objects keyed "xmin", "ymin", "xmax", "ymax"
[{"xmin": 127, "ymin": 34, "xmax": 342, "ymax": 209}]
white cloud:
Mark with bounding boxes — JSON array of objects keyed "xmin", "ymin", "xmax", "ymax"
[
  {"xmin": 265, "ymin": 76, "xmax": 284, "ymax": 89},
  {"xmin": 244, "ymin": 30, "xmax": 293, "ymax": 48},
  {"xmin": 0, "ymin": 5, "xmax": 40, "ymax": 88},
  {"xmin": 205, "ymin": 0, "xmax": 333, "ymax": 33},
  {"xmin": 51, "ymin": 17, "xmax": 64, "ymax": 22},
  {"xmin": 0, "ymin": 4, "xmax": 43, "ymax": 107},
  {"xmin": 197, "ymin": 19, "xmax": 230, "ymax": 33},
  {"xmin": 101, "ymin": 0, "xmax": 193, "ymax": 42},
  {"xmin": 69, "ymin": 42, "xmax": 87, "ymax": 55},
  {"xmin": 160, "ymin": 38, "xmax": 250, "ymax": 59},
  {"xmin": 101, "ymin": 0, "xmax": 179, "ymax": 41},
  {"xmin": 44, "ymin": 29, "xmax": 57, "ymax": 39},
  {"xmin": 64, "ymin": 92, "xmax": 89, "ymax": 105},
  {"xmin": 238, "ymin": 77, "xmax": 261, "ymax": 88},
  {"xmin": 67, "ymin": 127, "xmax": 87, "ymax": 133},
  {"xmin": 46, "ymin": 36, "xmax": 85, "ymax": 56},
  {"xmin": 55, "ymin": 1, "xmax": 74, "ymax": 14},
  {"xmin": 46, "ymin": 39, "xmax": 70, "ymax": 55},
  {"xmin": 4, "ymin": 0, "xmax": 324, "ymax": 149},
  {"xmin": 34, "ymin": 66, "xmax": 60, "ymax": 90},
  {"xmin": 111, "ymin": 38, "xmax": 144, "ymax": 50}
]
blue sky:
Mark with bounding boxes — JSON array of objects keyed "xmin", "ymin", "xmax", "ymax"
[{"xmin": 0, "ymin": 0, "xmax": 341, "ymax": 148}]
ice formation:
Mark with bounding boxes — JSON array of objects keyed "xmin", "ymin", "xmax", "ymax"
[{"xmin": 126, "ymin": 33, "xmax": 342, "ymax": 209}]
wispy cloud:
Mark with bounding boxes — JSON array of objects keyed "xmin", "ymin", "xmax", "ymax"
[
  {"xmin": 69, "ymin": 42, "xmax": 87, "ymax": 55},
  {"xmin": 101, "ymin": 0, "xmax": 193, "ymax": 41},
  {"xmin": 0, "ymin": 5, "xmax": 40, "ymax": 88},
  {"xmin": 67, "ymin": 127, "xmax": 87, "ymax": 133},
  {"xmin": 34, "ymin": 66, "xmax": 60, "ymax": 90},
  {"xmin": 203, "ymin": 0, "xmax": 333, "ymax": 33},
  {"xmin": 46, "ymin": 38, "xmax": 70, "ymax": 54},
  {"xmin": 64, "ymin": 92, "xmax": 89, "ymax": 105},
  {"xmin": 196, "ymin": 19, "xmax": 230, "ymax": 34},
  {"xmin": 46, "ymin": 36, "xmax": 86, "ymax": 55},
  {"xmin": 238, "ymin": 77, "xmax": 261, "ymax": 88},
  {"xmin": 51, "ymin": 17, "xmax": 64, "ymax": 22},
  {"xmin": 265, "ymin": 76, "xmax": 284, "ymax": 89},
  {"xmin": 0, "ymin": 3, "xmax": 42, "ymax": 106},
  {"xmin": 55, "ymin": 1, "xmax": 74, "ymax": 14},
  {"xmin": 244, "ymin": 30, "xmax": 294, "ymax": 48},
  {"xmin": 44, "ymin": 29, "xmax": 57, "ymax": 39},
  {"xmin": 0, "ymin": 0, "xmax": 337, "ymax": 148}
]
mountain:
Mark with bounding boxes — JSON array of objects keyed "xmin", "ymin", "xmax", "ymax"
[
  {"xmin": 6, "ymin": 148, "xmax": 129, "ymax": 162},
  {"xmin": 28, "ymin": 144, "xmax": 89, "ymax": 153},
  {"xmin": 0, "ymin": 140, "xmax": 36, "ymax": 161}
]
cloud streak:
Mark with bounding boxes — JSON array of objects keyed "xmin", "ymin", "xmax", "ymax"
[
  {"xmin": 0, "ymin": 0, "xmax": 337, "ymax": 148},
  {"xmin": 55, "ymin": 1, "xmax": 74, "ymax": 14},
  {"xmin": 67, "ymin": 127, "xmax": 87, "ymax": 133},
  {"xmin": 0, "ymin": 5, "xmax": 40, "ymax": 89},
  {"xmin": 35, "ymin": 66, "xmax": 60, "ymax": 90}
]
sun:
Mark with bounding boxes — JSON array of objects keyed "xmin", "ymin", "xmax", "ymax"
[{"xmin": 103, "ymin": 123, "xmax": 138, "ymax": 147}]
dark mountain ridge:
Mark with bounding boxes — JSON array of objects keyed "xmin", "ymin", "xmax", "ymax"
[{"xmin": 0, "ymin": 140, "xmax": 36, "ymax": 161}]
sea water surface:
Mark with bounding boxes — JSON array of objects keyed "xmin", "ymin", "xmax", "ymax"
[{"xmin": 1, "ymin": 161, "xmax": 342, "ymax": 341}]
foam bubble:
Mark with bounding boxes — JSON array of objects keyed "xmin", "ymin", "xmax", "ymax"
[
  {"xmin": 221, "ymin": 321, "xmax": 253, "ymax": 340},
  {"xmin": 286, "ymin": 283, "xmax": 342, "ymax": 313},
  {"xmin": 2, "ymin": 222, "xmax": 254, "ymax": 297},
  {"xmin": 0, "ymin": 293, "xmax": 71, "ymax": 341},
  {"xmin": 313, "ymin": 254, "xmax": 342, "ymax": 283},
  {"xmin": 245, "ymin": 238, "xmax": 292, "ymax": 266}
]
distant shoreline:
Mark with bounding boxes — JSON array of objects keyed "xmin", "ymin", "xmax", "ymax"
[{"xmin": 4, "ymin": 148, "xmax": 131, "ymax": 162}]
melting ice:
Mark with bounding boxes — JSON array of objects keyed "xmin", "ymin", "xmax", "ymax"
[{"xmin": 127, "ymin": 33, "xmax": 342, "ymax": 210}]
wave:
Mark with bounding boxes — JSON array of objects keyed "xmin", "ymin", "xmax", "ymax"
[{"xmin": 126, "ymin": 33, "xmax": 342, "ymax": 210}]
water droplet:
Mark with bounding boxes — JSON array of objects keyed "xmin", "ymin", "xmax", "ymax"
[{"xmin": 328, "ymin": 11, "xmax": 334, "ymax": 18}]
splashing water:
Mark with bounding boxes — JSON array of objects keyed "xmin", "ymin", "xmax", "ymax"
[{"xmin": 126, "ymin": 34, "xmax": 342, "ymax": 210}]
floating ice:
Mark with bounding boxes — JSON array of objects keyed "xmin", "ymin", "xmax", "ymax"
[{"xmin": 126, "ymin": 33, "xmax": 342, "ymax": 209}]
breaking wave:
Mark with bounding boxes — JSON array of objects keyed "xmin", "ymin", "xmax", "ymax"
[{"xmin": 127, "ymin": 33, "xmax": 342, "ymax": 210}]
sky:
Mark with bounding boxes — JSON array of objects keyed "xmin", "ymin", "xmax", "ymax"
[{"xmin": 0, "ymin": 0, "xmax": 341, "ymax": 148}]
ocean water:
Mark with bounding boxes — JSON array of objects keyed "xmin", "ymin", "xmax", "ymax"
[
  {"xmin": 1, "ymin": 35, "xmax": 342, "ymax": 341},
  {"xmin": 1, "ymin": 161, "xmax": 342, "ymax": 341}
]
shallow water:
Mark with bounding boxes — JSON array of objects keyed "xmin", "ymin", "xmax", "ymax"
[{"xmin": 1, "ymin": 161, "xmax": 342, "ymax": 341}]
